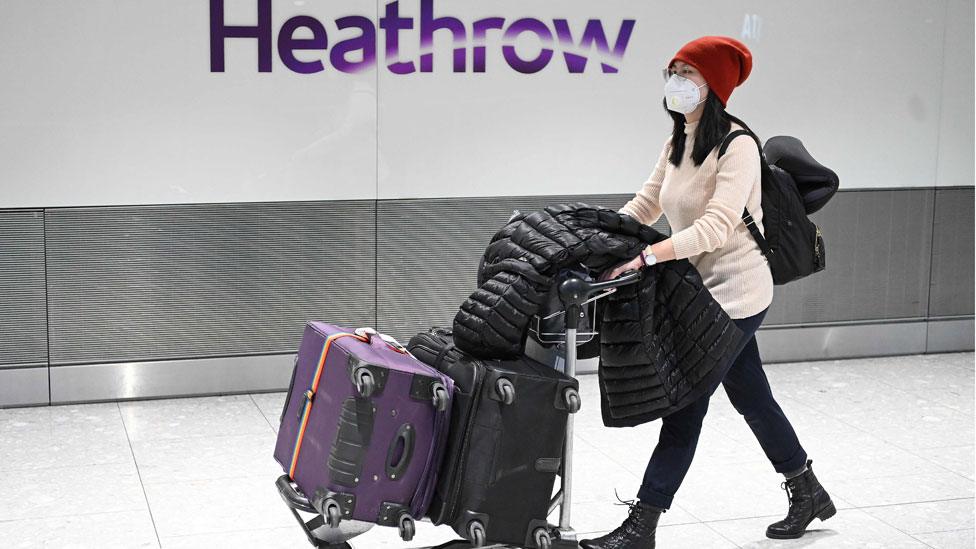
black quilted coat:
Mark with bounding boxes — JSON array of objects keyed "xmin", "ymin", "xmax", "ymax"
[{"xmin": 453, "ymin": 203, "xmax": 745, "ymax": 426}]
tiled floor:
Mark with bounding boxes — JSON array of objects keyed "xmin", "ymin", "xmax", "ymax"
[{"xmin": 0, "ymin": 352, "xmax": 972, "ymax": 548}]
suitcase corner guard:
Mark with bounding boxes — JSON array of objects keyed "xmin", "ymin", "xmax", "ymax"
[
  {"xmin": 347, "ymin": 357, "xmax": 390, "ymax": 398},
  {"xmin": 458, "ymin": 510, "xmax": 490, "ymax": 545},
  {"xmin": 378, "ymin": 502, "xmax": 417, "ymax": 542},
  {"xmin": 523, "ymin": 518, "xmax": 553, "ymax": 549},
  {"xmin": 409, "ymin": 374, "xmax": 448, "ymax": 405},
  {"xmin": 553, "ymin": 381, "xmax": 581, "ymax": 413},
  {"xmin": 312, "ymin": 487, "xmax": 357, "ymax": 521},
  {"xmin": 376, "ymin": 502, "xmax": 409, "ymax": 527}
]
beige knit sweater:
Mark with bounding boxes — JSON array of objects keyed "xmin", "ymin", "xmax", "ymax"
[{"xmin": 619, "ymin": 120, "xmax": 774, "ymax": 319}]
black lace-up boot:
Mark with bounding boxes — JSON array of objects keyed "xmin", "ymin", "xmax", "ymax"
[
  {"xmin": 766, "ymin": 459, "xmax": 836, "ymax": 539},
  {"xmin": 579, "ymin": 497, "xmax": 664, "ymax": 549}
]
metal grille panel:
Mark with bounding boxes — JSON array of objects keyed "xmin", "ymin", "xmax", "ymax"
[
  {"xmin": 929, "ymin": 187, "xmax": 975, "ymax": 317},
  {"xmin": 45, "ymin": 201, "xmax": 376, "ymax": 365},
  {"xmin": 8, "ymin": 188, "xmax": 970, "ymax": 376},
  {"xmin": 0, "ymin": 211, "xmax": 47, "ymax": 367},
  {"xmin": 764, "ymin": 189, "xmax": 935, "ymax": 325}
]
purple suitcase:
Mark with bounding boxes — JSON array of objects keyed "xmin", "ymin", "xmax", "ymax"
[{"xmin": 273, "ymin": 322, "xmax": 453, "ymax": 543}]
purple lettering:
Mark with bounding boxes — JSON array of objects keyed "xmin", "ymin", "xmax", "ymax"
[
  {"xmin": 331, "ymin": 16, "xmax": 377, "ymax": 73},
  {"xmin": 379, "ymin": 1, "xmax": 415, "ymax": 74},
  {"xmin": 552, "ymin": 19, "xmax": 635, "ymax": 73},
  {"xmin": 419, "ymin": 0, "xmax": 466, "ymax": 72},
  {"xmin": 210, "ymin": 0, "xmax": 272, "ymax": 72},
  {"xmin": 502, "ymin": 18, "xmax": 553, "ymax": 74},
  {"xmin": 472, "ymin": 17, "xmax": 505, "ymax": 73},
  {"xmin": 208, "ymin": 0, "xmax": 637, "ymax": 76},
  {"xmin": 277, "ymin": 16, "xmax": 328, "ymax": 74}
]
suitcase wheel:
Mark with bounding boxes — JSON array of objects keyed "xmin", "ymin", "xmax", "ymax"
[
  {"xmin": 495, "ymin": 378, "xmax": 515, "ymax": 406},
  {"xmin": 432, "ymin": 384, "xmax": 449, "ymax": 413},
  {"xmin": 398, "ymin": 514, "xmax": 416, "ymax": 542},
  {"xmin": 322, "ymin": 498, "xmax": 342, "ymax": 528},
  {"xmin": 355, "ymin": 369, "xmax": 376, "ymax": 398},
  {"xmin": 533, "ymin": 527, "xmax": 552, "ymax": 549},
  {"xmin": 563, "ymin": 387, "xmax": 581, "ymax": 414},
  {"xmin": 468, "ymin": 520, "xmax": 487, "ymax": 547}
]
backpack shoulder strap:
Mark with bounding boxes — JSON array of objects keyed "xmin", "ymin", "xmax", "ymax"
[
  {"xmin": 718, "ymin": 129, "xmax": 752, "ymax": 159},
  {"xmin": 718, "ymin": 129, "xmax": 774, "ymax": 257},
  {"xmin": 742, "ymin": 207, "xmax": 772, "ymax": 257}
]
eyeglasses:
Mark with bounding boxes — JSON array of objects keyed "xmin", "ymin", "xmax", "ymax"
[
  {"xmin": 661, "ymin": 65, "xmax": 694, "ymax": 82},
  {"xmin": 662, "ymin": 68, "xmax": 677, "ymax": 81}
]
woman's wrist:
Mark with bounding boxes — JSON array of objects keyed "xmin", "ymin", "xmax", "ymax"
[
  {"xmin": 640, "ymin": 246, "xmax": 658, "ymax": 266},
  {"xmin": 644, "ymin": 240, "xmax": 676, "ymax": 264}
]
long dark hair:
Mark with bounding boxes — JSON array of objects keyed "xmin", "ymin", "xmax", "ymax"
[{"xmin": 665, "ymin": 89, "xmax": 758, "ymax": 167}]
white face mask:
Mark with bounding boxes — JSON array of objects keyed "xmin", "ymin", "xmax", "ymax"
[{"xmin": 664, "ymin": 74, "xmax": 707, "ymax": 114}]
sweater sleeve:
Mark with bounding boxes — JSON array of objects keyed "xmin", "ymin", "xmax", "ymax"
[
  {"xmin": 669, "ymin": 135, "xmax": 760, "ymax": 260},
  {"xmin": 619, "ymin": 136, "xmax": 672, "ymax": 225}
]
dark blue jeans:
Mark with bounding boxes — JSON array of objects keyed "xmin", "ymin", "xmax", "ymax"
[{"xmin": 637, "ymin": 306, "xmax": 808, "ymax": 509}]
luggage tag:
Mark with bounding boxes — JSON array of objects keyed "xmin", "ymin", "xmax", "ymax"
[{"xmin": 354, "ymin": 327, "xmax": 414, "ymax": 357}]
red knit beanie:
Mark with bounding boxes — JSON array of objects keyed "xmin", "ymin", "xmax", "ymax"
[{"xmin": 669, "ymin": 36, "xmax": 752, "ymax": 107}]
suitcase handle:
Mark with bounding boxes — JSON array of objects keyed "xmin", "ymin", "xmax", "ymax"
[
  {"xmin": 354, "ymin": 327, "xmax": 410, "ymax": 355},
  {"xmin": 386, "ymin": 423, "xmax": 416, "ymax": 480}
]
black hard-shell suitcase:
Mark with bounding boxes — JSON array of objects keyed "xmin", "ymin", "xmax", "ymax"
[{"xmin": 407, "ymin": 327, "xmax": 582, "ymax": 549}]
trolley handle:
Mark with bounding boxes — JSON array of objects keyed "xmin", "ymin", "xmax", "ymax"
[
  {"xmin": 585, "ymin": 269, "xmax": 642, "ymax": 294},
  {"xmin": 557, "ymin": 269, "xmax": 642, "ymax": 310}
]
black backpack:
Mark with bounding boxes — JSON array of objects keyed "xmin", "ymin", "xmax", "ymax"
[{"xmin": 718, "ymin": 130, "xmax": 839, "ymax": 285}]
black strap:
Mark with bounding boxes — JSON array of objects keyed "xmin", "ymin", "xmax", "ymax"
[
  {"xmin": 434, "ymin": 338, "xmax": 456, "ymax": 367},
  {"xmin": 717, "ymin": 129, "xmax": 752, "ymax": 158},
  {"xmin": 718, "ymin": 130, "xmax": 773, "ymax": 257},
  {"xmin": 741, "ymin": 207, "xmax": 772, "ymax": 257}
]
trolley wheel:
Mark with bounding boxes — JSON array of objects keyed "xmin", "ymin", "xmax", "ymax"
[
  {"xmin": 355, "ymin": 370, "xmax": 375, "ymax": 398},
  {"xmin": 468, "ymin": 520, "xmax": 487, "ymax": 547},
  {"xmin": 432, "ymin": 385, "xmax": 449, "ymax": 413},
  {"xmin": 496, "ymin": 378, "xmax": 515, "ymax": 405},
  {"xmin": 322, "ymin": 499, "xmax": 342, "ymax": 528},
  {"xmin": 533, "ymin": 527, "xmax": 552, "ymax": 549},
  {"xmin": 563, "ymin": 388, "xmax": 581, "ymax": 414},
  {"xmin": 398, "ymin": 514, "xmax": 416, "ymax": 542}
]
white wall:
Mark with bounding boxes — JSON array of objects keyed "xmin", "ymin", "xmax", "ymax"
[
  {"xmin": 937, "ymin": 0, "xmax": 975, "ymax": 188},
  {"xmin": 0, "ymin": 0, "xmax": 972, "ymax": 208}
]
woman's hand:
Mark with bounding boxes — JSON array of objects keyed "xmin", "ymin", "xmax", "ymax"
[
  {"xmin": 599, "ymin": 255, "xmax": 644, "ymax": 282},
  {"xmin": 598, "ymin": 240, "xmax": 676, "ymax": 281}
]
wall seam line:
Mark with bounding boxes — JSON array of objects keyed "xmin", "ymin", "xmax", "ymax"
[
  {"xmin": 375, "ymin": 0, "xmax": 380, "ymax": 328},
  {"xmin": 925, "ymin": 0, "xmax": 953, "ymax": 352},
  {"xmin": 42, "ymin": 209, "xmax": 52, "ymax": 405}
]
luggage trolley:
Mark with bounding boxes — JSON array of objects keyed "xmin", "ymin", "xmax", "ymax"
[
  {"xmin": 533, "ymin": 268, "xmax": 642, "ymax": 549},
  {"xmin": 276, "ymin": 267, "xmax": 641, "ymax": 549}
]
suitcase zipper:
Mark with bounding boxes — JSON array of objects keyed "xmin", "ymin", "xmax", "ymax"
[
  {"xmin": 409, "ymin": 366, "xmax": 454, "ymax": 515},
  {"xmin": 446, "ymin": 365, "xmax": 483, "ymax": 522},
  {"xmin": 411, "ymin": 338, "xmax": 479, "ymax": 523},
  {"xmin": 425, "ymin": 335, "xmax": 485, "ymax": 523}
]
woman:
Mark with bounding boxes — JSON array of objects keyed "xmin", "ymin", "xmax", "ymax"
[{"xmin": 580, "ymin": 36, "xmax": 835, "ymax": 549}]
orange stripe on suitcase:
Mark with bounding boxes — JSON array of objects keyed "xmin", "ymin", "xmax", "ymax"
[{"xmin": 288, "ymin": 332, "xmax": 368, "ymax": 480}]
